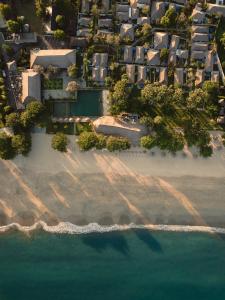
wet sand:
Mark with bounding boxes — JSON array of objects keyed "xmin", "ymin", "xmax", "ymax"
[{"xmin": 0, "ymin": 133, "xmax": 225, "ymax": 228}]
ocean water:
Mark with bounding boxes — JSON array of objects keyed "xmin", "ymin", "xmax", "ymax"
[{"xmin": 0, "ymin": 230, "xmax": 225, "ymax": 300}]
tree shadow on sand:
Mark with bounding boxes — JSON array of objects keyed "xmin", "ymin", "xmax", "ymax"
[
  {"xmin": 134, "ymin": 229, "xmax": 163, "ymax": 253},
  {"xmin": 81, "ymin": 232, "xmax": 129, "ymax": 256}
]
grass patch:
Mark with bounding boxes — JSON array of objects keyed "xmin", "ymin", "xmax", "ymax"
[
  {"xmin": 75, "ymin": 122, "xmax": 93, "ymax": 135},
  {"xmin": 43, "ymin": 78, "xmax": 63, "ymax": 90}
]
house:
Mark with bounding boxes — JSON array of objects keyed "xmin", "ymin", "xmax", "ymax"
[
  {"xmin": 147, "ymin": 49, "xmax": 160, "ymax": 65},
  {"xmin": 154, "ymin": 32, "xmax": 168, "ymax": 49},
  {"xmin": 137, "ymin": 66, "xmax": 146, "ymax": 84},
  {"xmin": 116, "ymin": 4, "xmax": 129, "ymax": 22},
  {"xmin": 130, "ymin": 7, "xmax": 139, "ymax": 19},
  {"xmin": 101, "ymin": 0, "xmax": 111, "ymax": 13},
  {"xmin": 92, "ymin": 53, "xmax": 108, "ymax": 82},
  {"xmin": 206, "ymin": 4, "xmax": 225, "ymax": 17},
  {"xmin": 205, "ymin": 50, "xmax": 214, "ymax": 72},
  {"xmin": 130, "ymin": 0, "xmax": 150, "ymax": 8},
  {"xmin": 195, "ymin": 69, "xmax": 204, "ymax": 86},
  {"xmin": 151, "ymin": 1, "xmax": 166, "ymax": 23},
  {"xmin": 98, "ymin": 18, "xmax": 112, "ymax": 28},
  {"xmin": 170, "ymin": 35, "xmax": 180, "ymax": 51},
  {"xmin": 81, "ymin": 0, "xmax": 90, "ymax": 13},
  {"xmin": 135, "ymin": 46, "xmax": 145, "ymax": 64},
  {"xmin": 126, "ymin": 64, "xmax": 135, "ymax": 83},
  {"xmin": 191, "ymin": 7, "xmax": 206, "ymax": 24},
  {"xmin": 191, "ymin": 50, "xmax": 206, "ymax": 61},
  {"xmin": 176, "ymin": 49, "xmax": 188, "ymax": 60},
  {"xmin": 174, "ymin": 68, "xmax": 184, "ymax": 85},
  {"xmin": 124, "ymin": 46, "xmax": 133, "ymax": 63},
  {"xmin": 93, "ymin": 53, "xmax": 108, "ymax": 67},
  {"xmin": 159, "ymin": 67, "xmax": 168, "ymax": 84},
  {"xmin": 92, "ymin": 67, "xmax": 107, "ymax": 82},
  {"xmin": 97, "ymin": 29, "xmax": 113, "ymax": 38},
  {"xmin": 92, "ymin": 67, "xmax": 100, "ymax": 81},
  {"xmin": 77, "ymin": 28, "xmax": 91, "ymax": 37},
  {"xmin": 30, "ymin": 49, "xmax": 76, "ymax": 69},
  {"xmin": 21, "ymin": 70, "xmax": 41, "ymax": 103},
  {"xmin": 78, "ymin": 17, "xmax": 91, "ymax": 27},
  {"xmin": 191, "ymin": 25, "xmax": 209, "ymax": 34},
  {"xmin": 191, "ymin": 42, "xmax": 208, "ymax": 51},
  {"xmin": 192, "ymin": 33, "xmax": 209, "ymax": 43},
  {"xmin": 120, "ymin": 24, "xmax": 134, "ymax": 41}
]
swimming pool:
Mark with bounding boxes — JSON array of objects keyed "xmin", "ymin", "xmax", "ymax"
[{"xmin": 52, "ymin": 90, "xmax": 102, "ymax": 117}]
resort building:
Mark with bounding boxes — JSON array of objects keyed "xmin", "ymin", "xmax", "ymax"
[
  {"xmin": 30, "ymin": 49, "xmax": 76, "ymax": 69},
  {"xmin": 21, "ymin": 70, "xmax": 41, "ymax": 104}
]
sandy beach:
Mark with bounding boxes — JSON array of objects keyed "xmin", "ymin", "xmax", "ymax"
[{"xmin": 0, "ymin": 133, "xmax": 225, "ymax": 228}]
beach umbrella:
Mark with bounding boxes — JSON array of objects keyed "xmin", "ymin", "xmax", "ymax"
[
  {"xmin": 69, "ymin": 118, "xmax": 74, "ymax": 123},
  {"xmin": 58, "ymin": 118, "xmax": 64, "ymax": 123},
  {"xmin": 76, "ymin": 117, "xmax": 81, "ymax": 123},
  {"xmin": 64, "ymin": 118, "xmax": 69, "ymax": 122}
]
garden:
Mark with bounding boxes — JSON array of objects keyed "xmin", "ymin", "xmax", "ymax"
[{"xmin": 43, "ymin": 78, "xmax": 63, "ymax": 90}]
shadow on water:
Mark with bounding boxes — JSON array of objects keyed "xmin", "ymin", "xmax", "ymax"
[
  {"xmin": 134, "ymin": 229, "xmax": 163, "ymax": 253},
  {"xmin": 81, "ymin": 232, "xmax": 129, "ymax": 256}
]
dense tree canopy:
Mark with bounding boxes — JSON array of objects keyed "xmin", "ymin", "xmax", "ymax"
[{"xmin": 110, "ymin": 77, "xmax": 132, "ymax": 114}]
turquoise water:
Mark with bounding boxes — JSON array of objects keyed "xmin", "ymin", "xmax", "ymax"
[
  {"xmin": 70, "ymin": 90, "xmax": 102, "ymax": 116},
  {"xmin": 52, "ymin": 90, "xmax": 102, "ymax": 117},
  {"xmin": 0, "ymin": 230, "xmax": 225, "ymax": 300}
]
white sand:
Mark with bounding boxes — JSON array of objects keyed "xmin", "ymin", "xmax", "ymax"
[{"xmin": 0, "ymin": 133, "xmax": 225, "ymax": 227}]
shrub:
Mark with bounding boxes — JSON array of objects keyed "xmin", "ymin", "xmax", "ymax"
[
  {"xmin": 11, "ymin": 134, "xmax": 32, "ymax": 156},
  {"xmin": 140, "ymin": 135, "xmax": 155, "ymax": 149},
  {"xmin": 78, "ymin": 132, "xmax": 98, "ymax": 151},
  {"xmin": 96, "ymin": 134, "xmax": 107, "ymax": 149},
  {"xmin": 5, "ymin": 112, "xmax": 21, "ymax": 130},
  {"xmin": 199, "ymin": 145, "xmax": 213, "ymax": 158},
  {"xmin": 55, "ymin": 15, "xmax": 65, "ymax": 28},
  {"xmin": 0, "ymin": 132, "xmax": 15, "ymax": 160},
  {"xmin": 106, "ymin": 136, "xmax": 130, "ymax": 152},
  {"xmin": 53, "ymin": 29, "xmax": 66, "ymax": 40},
  {"xmin": 67, "ymin": 64, "xmax": 78, "ymax": 78},
  {"xmin": 51, "ymin": 132, "xmax": 68, "ymax": 152}
]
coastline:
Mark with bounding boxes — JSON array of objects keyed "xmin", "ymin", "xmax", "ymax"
[{"xmin": 0, "ymin": 133, "xmax": 225, "ymax": 230}]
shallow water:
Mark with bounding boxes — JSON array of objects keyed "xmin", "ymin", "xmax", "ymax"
[{"xmin": 0, "ymin": 230, "xmax": 225, "ymax": 300}]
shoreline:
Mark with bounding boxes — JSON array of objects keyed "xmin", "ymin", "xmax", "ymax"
[
  {"xmin": 0, "ymin": 133, "xmax": 225, "ymax": 229},
  {"xmin": 1, "ymin": 221, "xmax": 225, "ymax": 235}
]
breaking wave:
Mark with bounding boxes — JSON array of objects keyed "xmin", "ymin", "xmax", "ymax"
[{"xmin": 0, "ymin": 221, "xmax": 225, "ymax": 235}]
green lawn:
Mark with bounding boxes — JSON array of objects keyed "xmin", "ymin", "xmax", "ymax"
[{"xmin": 43, "ymin": 79, "xmax": 63, "ymax": 90}]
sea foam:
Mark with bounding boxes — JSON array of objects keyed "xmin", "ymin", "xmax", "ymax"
[{"xmin": 0, "ymin": 221, "xmax": 225, "ymax": 235}]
